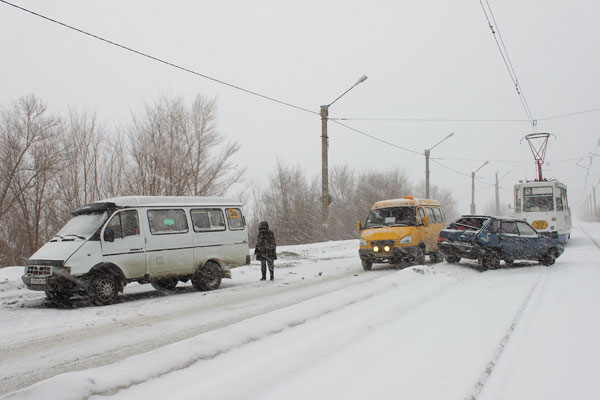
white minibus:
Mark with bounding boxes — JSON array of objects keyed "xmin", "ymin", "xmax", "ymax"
[{"xmin": 22, "ymin": 196, "xmax": 250, "ymax": 305}]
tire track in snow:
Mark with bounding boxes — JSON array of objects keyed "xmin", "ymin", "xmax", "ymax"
[
  {"xmin": 466, "ymin": 272, "xmax": 545, "ymax": 400},
  {"xmin": 0, "ymin": 265, "xmax": 393, "ymax": 396},
  {"xmin": 576, "ymin": 223, "xmax": 600, "ymax": 251}
]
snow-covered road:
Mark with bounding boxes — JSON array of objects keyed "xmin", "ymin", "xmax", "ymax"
[{"xmin": 1, "ymin": 223, "xmax": 599, "ymax": 399}]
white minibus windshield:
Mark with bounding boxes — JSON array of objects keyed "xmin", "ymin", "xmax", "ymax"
[{"xmin": 56, "ymin": 212, "xmax": 108, "ymax": 239}]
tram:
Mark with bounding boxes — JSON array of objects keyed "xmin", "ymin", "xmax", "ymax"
[
  {"xmin": 512, "ymin": 133, "xmax": 571, "ymax": 244},
  {"xmin": 513, "ymin": 179, "xmax": 571, "ymax": 243}
]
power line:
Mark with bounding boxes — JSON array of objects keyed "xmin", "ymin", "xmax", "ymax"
[
  {"xmin": 0, "ymin": 0, "xmax": 319, "ymax": 116},
  {"xmin": 430, "ymin": 159, "xmax": 473, "ymax": 178},
  {"xmin": 331, "ymin": 107, "xmax": 600, "ymax": 123},
  {"xmin": 332, "ymin": 117, "xmax": 529, "ymax": 123},
  {"xmin": 432, "ymin": 156, "xmax": 581, "ymax": 164},
  {"xmin": 432, "ymin": 157, "xmax": 529, "ymax": 164},
  {"xmin": 478, "ymin": 0, "xmax": 536, "ymax": 129},
  {"xmin": 537, "ymin": 108, "xmax": 600, "ymax": 121},
  {"xmin": 330, "ymin": 120, "xmax": 423, "ymax": 155}
]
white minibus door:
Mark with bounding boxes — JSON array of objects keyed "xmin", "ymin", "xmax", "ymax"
[{"xmin": 101, "ymin": 209, "xmax": 146, "ymax": 278}]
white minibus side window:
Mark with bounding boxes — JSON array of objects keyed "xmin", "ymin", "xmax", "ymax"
[
  {"xmin": 226, "ymin": 208, "xmax": 245, "ymax": 230},
  {"xmin": 148, "ymin": 209, "xmax": 189, "ymax": 234},
  {"xmin": 190, "ymin": 209, "xmax": 226, "ymax": 232},
  {"xmin": 105, "ymin": 210, "xmax": 139, "ymax": 240}
]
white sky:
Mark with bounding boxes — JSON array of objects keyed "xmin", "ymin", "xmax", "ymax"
[{"xmin": 1, "ymin": 0, "xmax": 599, "ymax": 214}]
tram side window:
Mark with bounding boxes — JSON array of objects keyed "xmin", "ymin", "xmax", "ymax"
[
  {"xmin": 515, "ymin": 188, "xmax": 521, "ymax": 213},
  {"xmin": 556, "ymin": 195, "xmax": 564, "ymax": 211},
  {"xmin": 561, "ymin": 188, "xmax": 568, "ymax": 209}
]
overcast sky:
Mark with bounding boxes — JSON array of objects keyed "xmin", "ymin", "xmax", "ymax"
[{"xmin": 1, "ymin": 0, "xmax": 599, "ymax": 215}]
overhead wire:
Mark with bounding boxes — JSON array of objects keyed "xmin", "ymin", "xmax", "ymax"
[
  {"xmin": 5, "ymin": 0, "xmax": 595, "ymax": 190},
  {"xmin": 0, "ymin": 0, "xmax": 319, "ymax": 116},
  {"xmin": 329, "ymin": 120, "xmax": 423, "ymax": 156},
  {"xmin": 478, "ymin": 0, "xmax": 536, "ymax": 129},
  {"xmin": 331, "ymin": 107, "xmax": 600, "ymax": 123},
  {"xmin": 331, "ymin": 117, "xmax": 530, "ymax": 123}
]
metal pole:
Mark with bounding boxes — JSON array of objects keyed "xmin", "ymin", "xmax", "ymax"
[
  {"xmin": 321, "ymin": 105, "xmax": 329, "ymax": 241},
  {"xmin": 495, "ymin": 171, "xmax": 500, "ymax": 215},
  {"xmin": 471, "ymin": 172, "xmax": 476, "ymax": 214},
  {"xmin": 425, "ymin": 149, "xmax": 430, "ymax": 198}
]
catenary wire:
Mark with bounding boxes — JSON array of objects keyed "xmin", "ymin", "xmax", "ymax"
[
  {"xmin": 0, "ymin": 0, "xmax": 319, "ymax": 116},
  {"xmin": 331, "ymin": 107, "xmax": 600, "ymax": 123},
  {"xmin": 478, "ymin": 0, "xmax": 536, "ymax": 129},
  {"xmin": 4, "ymin": 0, "xmax": 594, "ymax": 184}
]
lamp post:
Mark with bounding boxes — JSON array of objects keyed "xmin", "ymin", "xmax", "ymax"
[
  {"xmin": 470, "ymin": 161, "xmax": 489, "ymax": 214},
  {"xmin": 321, "ymin": 75, "xmax": 368, "ymax": 241},
  {"xmin": 425, "ymin": 132, "xmax": 454, "ymax": 198}
]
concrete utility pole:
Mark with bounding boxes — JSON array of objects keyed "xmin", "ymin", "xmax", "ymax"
[
  {"xmin": 321, "ymin": 104, "xmax": 329, "ymax": 239},
  {"xmin": 425, "ymin": 149, "xmax": 431, "ymax": 198},
  {"xmin": 470, "ymin": 161, "xmax": 489, "ymax": 214},
  {"xmin": 495, "ymin": 171, "xmax": 500, "ymax": 216},
  {"xmin": 424, "ymin": 132, "xmax": 454, "ymax": 198},
  {"xmin": 321, "ymin": 75, "xmax": 367, "ymax": 241}
]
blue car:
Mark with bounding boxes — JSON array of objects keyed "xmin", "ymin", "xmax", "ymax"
[{"xmin": 438, "ymin": 215, "xmax": 564, "ymax": 271}]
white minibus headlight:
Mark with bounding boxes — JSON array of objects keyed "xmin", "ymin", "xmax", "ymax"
[
  {"xmin": 373, "ymin": 245, "xmax": 380, "ymax": 253},
  {"xmin": 360, "ymin": 238, "xmax": 368, "ymax": 247},
  {"xmin": 397, "ymin": 235, "xmax": 412, "ymax": 245}
]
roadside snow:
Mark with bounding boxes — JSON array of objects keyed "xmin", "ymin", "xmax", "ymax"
[{"xmin": 2, "ymin": 224, "xmax": 600, "ymax": 400}]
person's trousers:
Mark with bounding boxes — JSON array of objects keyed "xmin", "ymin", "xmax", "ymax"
[{"xmin": 261, "ymin": 259, "xmax": 274, "ymax": 277}]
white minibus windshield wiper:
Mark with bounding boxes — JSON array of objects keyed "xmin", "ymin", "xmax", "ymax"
[{"xmin": 63, "ymin": 233, "xmax": 86, "ymax": 240}]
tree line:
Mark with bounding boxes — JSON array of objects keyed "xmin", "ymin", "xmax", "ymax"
[
  {"xmin": 0, "ymin": 93, "xmax": 457, "ymax": 266},
  {"xmin": 247, "ymin": 161, "xmax": 458, "ymax": 247}
]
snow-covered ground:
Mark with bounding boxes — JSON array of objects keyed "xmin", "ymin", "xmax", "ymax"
[{"xmin": 1, "ymin": 222, "xmax": 599, "ymax": 400}]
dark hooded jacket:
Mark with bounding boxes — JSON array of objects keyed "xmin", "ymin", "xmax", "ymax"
[{"xmin": 254, "ymin": 221, "xmax": 277, "ymax": 261}]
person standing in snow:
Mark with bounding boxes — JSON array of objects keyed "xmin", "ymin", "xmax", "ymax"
[{"xmin": 255, "ymin": 221, "xmax": 277, "ymax": 281}]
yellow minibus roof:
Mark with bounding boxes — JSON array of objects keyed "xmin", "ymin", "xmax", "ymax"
[{"xmin": 371, "ymin": 196, "xmax": 441, "ymax": 210}]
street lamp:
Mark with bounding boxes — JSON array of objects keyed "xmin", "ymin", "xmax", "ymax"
[
  {"xmin": 321, "ymin": 75, "xmax": 368, "ymax": 241},
  {"xmin": 470, "ymin": 160, "xmax": 489, "ymax": 214},
  {"xmin": 425, "ymin": 132, "xmax": 454, "ymax": 198}
]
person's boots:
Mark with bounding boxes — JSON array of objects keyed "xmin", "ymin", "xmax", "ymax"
[
  {"xmin": 260, "ymin": 274, "xmax": 266, "ymax": 281},
  {"xmin": 270, "ymin": 273, "xmax": 274, "ymax": 281}
]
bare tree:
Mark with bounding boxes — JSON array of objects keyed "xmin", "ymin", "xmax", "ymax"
[
  {"xmin": 353, "ymin": 167, "xmax": 413, "ymax": 224},
  {"xmin": 54, "ymin": 108, "xmax": 105, "ymax": 216},
  {"xmin": 328, "ymin": 165, "xmax": 358, "ymax": 239},
  {"xmin": 253, "ymin": 160, "xmax": 320, "ymax": 246},
  {"xmin": 127, "ymin": 94, "xmax": 245, "ymax": 196},
  {"xmin": 0, "ymin": 95, "xmax": 59, "ymax": 222},
  {"xmin": 3, "ymin": 95, "xmax": 61, "ymax": 258},
  {"xmin": 414, "ymin": 180, "xmax": 459, "ymax": 222}
]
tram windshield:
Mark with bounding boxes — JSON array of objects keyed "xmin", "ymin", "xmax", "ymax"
[{"xmin": 523, "ymin": 186, "xmax": 554, "ymax": 212}]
